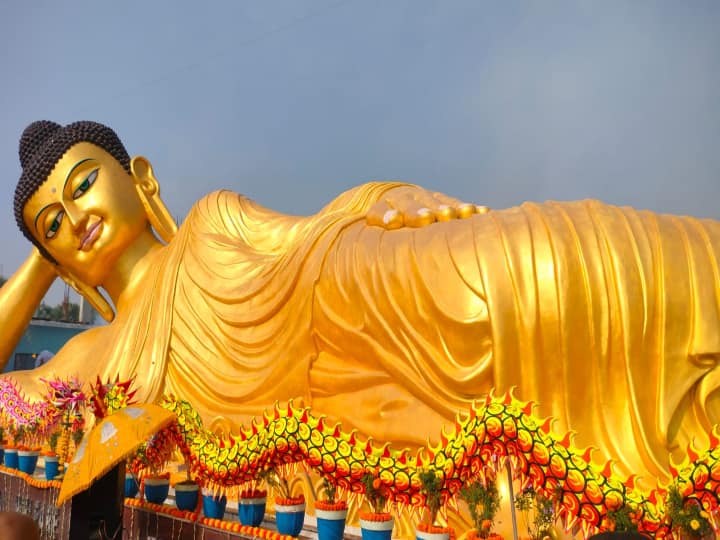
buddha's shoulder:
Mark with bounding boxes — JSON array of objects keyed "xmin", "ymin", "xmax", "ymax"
[
  {"xmin": 176, "ymin": 191, "xmax": 241, "ymax": 231},
  {"xmin": 185, "ymin": 190, "xmax": 258, "ymax": 220},
  {"xmin": 183, "ymin": 190, "xmax": 290, "ymax": 236}
]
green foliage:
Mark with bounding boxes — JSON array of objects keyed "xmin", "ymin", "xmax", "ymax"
[
  {"xmin": 419, "ymin": 469, "xmax": 443, "ymax": 525},
  {"xmin": 71, "ymin": 427, "xmax": 85, "ymax": 446},
  {"xmin": 460, "ymin": 478, "xmax": 501, "ymax": 538},
  {"xmin": 13, "ymin": 425, "xmax": 26, "ymax": 445},
  {"xmin": 666, "ymin": 485, "xmax": 713, "ymax": 538},
  {"xmin": 320, "ymin": 475, "xmax": 338, "ymax": 503},
  {"xmin": 607, "ymin": 504, "xmax": 639, "ymax": 533},
  {"xmin": 360, "ymin": 469, "xmax": 388, "ymax": 514},
  {"xmin": 261, "ymin": 467, "xmax": 292, "ymax": 499},
  {"xmin": 35, "ymin": 301, "xmax": 82, "ymax": 322},
  {"xmin": 48, "ymin": 431, "xmax": 60, "ymax": 453},
  {"xmin": 514, "ymin": 488, "xmax": 556, "ymax": 539}
]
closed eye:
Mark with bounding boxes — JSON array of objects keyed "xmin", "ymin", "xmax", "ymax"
[
  {"xmin": 73, "ymin": 168, "xmax": 98, "ymax": 199},
  {"xmin": 46, "ymin": 210, "xmax": 65, "ymax": 239}
]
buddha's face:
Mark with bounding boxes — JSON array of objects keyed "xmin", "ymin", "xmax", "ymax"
[{"xmin": 22, "ymin": 142, "xmax": 149, "ymax": 286}]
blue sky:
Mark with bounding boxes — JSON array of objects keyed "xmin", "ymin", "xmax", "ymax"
[{"xmin": 1, "ymin": 1, "xmax": 719, "ymax": 304}]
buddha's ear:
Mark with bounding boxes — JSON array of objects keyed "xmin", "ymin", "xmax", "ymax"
[
  {"xmin": 130, "ymin": 156, "xmax": 160, "ymax": 196},
  {"xmin": 130, "ymin": 156, "xmax": 178, "ymax": 243}
]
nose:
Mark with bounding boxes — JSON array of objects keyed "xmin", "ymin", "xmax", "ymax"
[{"xmin": 63, "ymin": 201, "xmax": 88, "ymax": 232}]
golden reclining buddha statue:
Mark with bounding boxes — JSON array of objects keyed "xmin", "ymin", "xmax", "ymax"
[{"xmin": 2, "ymin": 120, "xmax": 719, "ymax": 489}]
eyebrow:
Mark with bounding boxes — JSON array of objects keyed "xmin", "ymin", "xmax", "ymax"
[
  {"xmin": 64, "ymin": 158, "xmax": 93, "ymax": 192},
  {"xmin": 33, "ymin": 158, "xmax": 94, "ymax": 234}
]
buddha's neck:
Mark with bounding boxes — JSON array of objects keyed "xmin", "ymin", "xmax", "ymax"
[{"xmin": 103, "ymin": 228, "xmax": 164, "ymax": 314}]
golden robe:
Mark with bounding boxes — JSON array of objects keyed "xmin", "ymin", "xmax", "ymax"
[{"xmin": 23, "ymin": 185, "xmax": 720, "ymax": 485}]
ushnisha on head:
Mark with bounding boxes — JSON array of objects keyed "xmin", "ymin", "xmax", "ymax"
[{"xmin": 14, "ymin": 120, "xmax": 131, "ymax": 263}]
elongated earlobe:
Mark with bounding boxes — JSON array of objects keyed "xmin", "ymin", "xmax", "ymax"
[
  {"xmin": 130, "ymin": 156, "xmax": 178, "ymax": 243},
  {"xmin": 55, "ymin": 266, "xmax": 115, "ymax": 322}
]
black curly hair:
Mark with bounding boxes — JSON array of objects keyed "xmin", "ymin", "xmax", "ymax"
[{"xmin": 13, "ymin": 120, "xmax": 131, "ymax": 263}]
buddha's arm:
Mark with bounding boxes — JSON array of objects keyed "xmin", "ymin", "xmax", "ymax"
[{"xmin": 0, "ymin": 249, "xmax": 56, "ymax": 368}]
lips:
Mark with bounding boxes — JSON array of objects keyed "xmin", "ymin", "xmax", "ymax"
[{"xmin": 79, "ymin": 219, "xmax": 103, "ymax": 251}]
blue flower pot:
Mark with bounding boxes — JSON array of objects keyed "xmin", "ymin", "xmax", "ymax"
[
  {"xmin": 125, "ymin": 473, "xmax": 139, "ymax": 498},
  {"xmin": 416, "ymin": 528, "xmax": 450, "ymax": 540},
  {"xmin": 44, "ymin": 456, "xmax": 60, "ymax": 480},
  {"xmin": 18, "ymin": 451, "xmax": 39, "ymax": 475},
  {"xmin": 4, "ymin": 449, "xmax": 18, "ymax": 469},
  {"xmin": 203, "ymin": 494, "xmax": 227, "ymax": 519},
  {"xmin": 275, "ymin": 501, "xmax": 306, "ymax": 537},
  {"xmin": 0, "ymin": 447, "xmax": 4, "ymax": 466},
  {"xmin": 316, "ymin": 508, "xmax": 347, "ymax": 540},
  {"xmin": 144, "ymin": 478, "xmax": 170, "ymax": 504},
  {"xmin": 175, "ymin": 482, "xmax": 199, "ymax": 511},
  {"xmin": 360, "ymin": 517, "xmax": 394, "ymax": 540},
  {"xmin": 238, "ymin": 497, "xmax": 266, "ymax": 526}
]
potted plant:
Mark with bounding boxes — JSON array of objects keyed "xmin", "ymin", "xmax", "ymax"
[
  {"xmin": 417, "ymin": 469, "xmax": 450, "ymax": 540},
  {"xmin": 17, "ymin": 423, "xmax": 41, "ymax": 475},
  {"xmin": 460, "ymin": 476, "xmax": 502, "ymax": 540},
  {"xmin": 174, "ymin": 470, "xmax": 200, "ymax": 511},
  {"xmin": 130, "ymin": 430, "xmax": 176, "ymax": 505},
  {"xmin": 588, "ymin": 502, "xmax": 648, "ymax": 540},
  {"xmin": 139, "ymin": 455, "xmax": 172, "ymax": 505},
  {"xmin": 238, "ymin": 472, "xmax": 269, "ymax": 527},
  {"xmin": 43, "ymin": 431, "xmax": 61, "ymax": 480},
  {"xmin": 359, "ymin": 468, "xmax": 393, "ymax": 540},
  {"xmin": 315, "ymin": 475, "xmax": 348, "ymax": 540},
  {"xmin": 267, "ymin": 466, "xmax": 306, "ymax": 537},
  {"xmin": 665, "ymin": 485, "xmax": 713, "ymax": 540},
  {"xmin": 238, "ymin": 486, "xmax": 268, "ymax": 526},
  {"xmin": 514, "ymin": 487, "xmax": 558, "ymax": 540},
  {"xmin": 144, "ymin": 470, "xmax": 171, "ymax": 504},
  {"xmin": 202, "ymin": 487, "xmax": 228, "ymax": 519},
  {"xmin": 125, "ymin": 465, "xmax": 140, "ymax": 499},
  {"xmin": 3, "ymin": 426, "xmax": 19, "ymax": 469},
  {"xmin": 3, "ymin": 425, "xmax": 23, "ymax": 470}
]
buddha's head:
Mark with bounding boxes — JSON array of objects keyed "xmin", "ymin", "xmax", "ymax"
[{"xmin": 14, "ymin": 121, "xmax": 175, "ymax": 289}]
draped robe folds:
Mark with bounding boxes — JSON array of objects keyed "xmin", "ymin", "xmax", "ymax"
[
  {"xmin": 17, "ymin": 186, "xmax": 720, "ymax": 486},
  {"xmin": 312, "ymin": 198, "xmax": 720, "ymax": 485}
]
